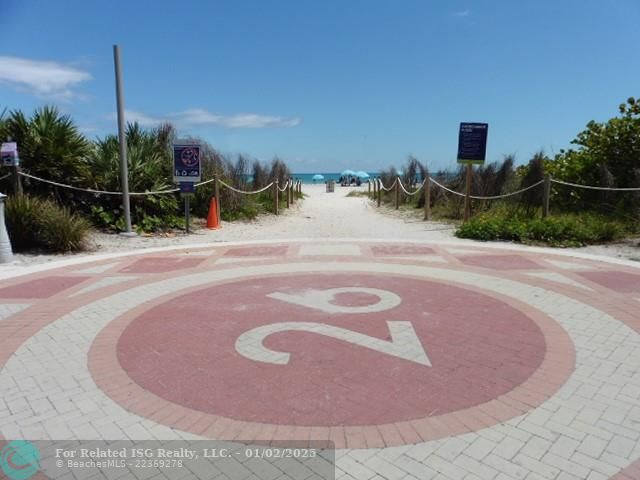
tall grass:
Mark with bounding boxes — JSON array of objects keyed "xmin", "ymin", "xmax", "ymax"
[{"xmin": 5, "ymin": 195, "xmax": 91, "ymax": 252}]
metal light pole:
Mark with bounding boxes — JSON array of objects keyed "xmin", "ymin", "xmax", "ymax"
[{"xmin": 113, "ymin": 45, "xmax": 135, "ymax": 236}]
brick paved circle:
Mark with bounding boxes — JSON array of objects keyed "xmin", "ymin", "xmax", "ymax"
[
  {"xmin": 89, "ymin": 262, "xmax": 574, "ymax": 446},
  {"xmin": 3, "ymin": 240, "xmax": 640, "ymax": 477},
  {"xmin": 116, "ymin": 273, "xmax": 547, "ymax": 425}
]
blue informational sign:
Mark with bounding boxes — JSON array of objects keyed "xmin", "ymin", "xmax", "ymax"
[
  {"xmin": 173, "ymin": 144, "xmax": 201, "ymax": 183},
  {"xmin": 179, "ymin": 181, "xmax": 195, "ymax": 194},
  {"xmin": 457, "ymin": 123, "xmax": 488, "ymax": 164}
]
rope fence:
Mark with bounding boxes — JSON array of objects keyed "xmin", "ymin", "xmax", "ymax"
[
  {"xmin": 372, "ymin": 173, "xmax": 640, "ymax": 221},
  {"xmin": 378, "ymin": 177, "xmax": 397, "ymax": 192},
  {"xmin": 550, "ymin": 178, "xmax": 640, "ymax": 192},
  {"xmin": 278, "ymin": 180, "xmax": 290, "ymax": 192},
  {"xmin": 467, "ymin": 179, "xmax": 545, "ymax": 200},
  {"xmin": 8, "ymin": 170, "xmax": 303, "ymax": 220},
  {"xmin": 397, "ymin": 178, "xmax": 424, "ymax": 196},
  {"xmin": 218, "ymin": 179, "xmax": 274, "ymax": 195}
]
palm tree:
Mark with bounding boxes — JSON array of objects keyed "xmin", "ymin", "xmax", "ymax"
[
  {"xmin": 85, "ymin": 122, "xmax": 179, "ymax": 229},
  {"xmin": 6, "ymin": 106, "xmax": 90, "ymax": 181}
]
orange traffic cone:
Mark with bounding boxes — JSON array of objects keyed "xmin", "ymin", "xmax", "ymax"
[{"xmin": 207, "ymin": 198, "xmax": 220, "ymax": 229}]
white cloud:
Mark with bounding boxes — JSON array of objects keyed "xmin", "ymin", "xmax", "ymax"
[
  {"xmin": 111, "ymin": 110, "xmax": 165, "ymax": 127},
  {"xmin": 107, "ymin": 108, "xmax": 301, "ymax": 129},
  {"xmin": 0, "ymin": 56, "xmax": 91, "ymax": 100},
  {"xmin": 452, "ymin": 9, "xmax": 471, "ymax": 17},
  {"xmin": 172, "ymin": 109, "xmax": 301, "ymax": 128}
]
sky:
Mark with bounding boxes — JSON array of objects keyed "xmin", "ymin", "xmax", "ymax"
[{"xmin": 1, "ymin": 0, "xmax": 639, "ymax": 173}]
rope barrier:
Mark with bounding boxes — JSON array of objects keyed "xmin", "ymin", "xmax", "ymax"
[
  {"xmin": 378, "ymin": 177, "xmax": 397, "ymax": 192},
  {"xmin": 195, "ymin": 178, "xmax": 216, "ymax": 187},
  {"xmin": 20, "ymin": 171, "xmax": 136, "ymax": 195},
  {"xmin": 468, "ymin": 179, "xmax": 545, "ymax": 200},
  {"xmin": 397, "ymin": 178, "xmax": 424, "ymax": 196},
  {"xmin": 18, "ymin": 171, "xmax": 277, "ymax": 196},
  {"xmin": 278, "ymin": 180, "xmax": 290, "ymax": 192},
  {"xmin": 550, "ymin": 178, "xmax": 640, "ymax": 192},
  {"xmin": 218, "ymin": 179, "xmax": 274, "ymax": 195},
  {"xmin": 427, "ymin": 177, "xmax": 466, "ymax": 197},
  {"xmin": 427, "ymin": 177, "xmax": 545, "ymax": 199},
  {"xmin": 17, "ymin": 170, "xmax": 640, "ymax": 199}
]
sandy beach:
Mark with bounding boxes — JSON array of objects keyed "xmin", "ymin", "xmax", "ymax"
[{"xmin": 8, "ymin": 183, "xmax": 640, "ymax": 266}]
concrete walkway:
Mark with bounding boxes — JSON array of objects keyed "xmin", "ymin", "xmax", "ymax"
[{"xmin": 1, "ymin": 188, "xmax": 640, "ymax": 479}]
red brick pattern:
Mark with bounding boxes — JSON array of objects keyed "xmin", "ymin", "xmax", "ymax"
[
  {"xmin": 0, "ymin": 276, "xmax": 88, "ymax": 299},
  {"xmin": 90, "ymin": 270, "xmax": 574, "ymax": 448},
  {"xmin": 458, "ymin": 254, "xmax": 542, "ymax": 270},
  {"xmin": 3, "ymin": 239, "xmax": 640, "ymax": 474},
  {"xmin": 578, "ymin": 270, "xmax": 640, "ymax": 293},
  {"xmin": 118, "ymin": 257, "xmax": 205, "ymax": 273},
  {"xmin": 371, "ymin": 245, "xmax": 436, "ymax": 255},
  {"xmin": 224, "ymin": 246, "xmax": 289, "ymax": 257}
]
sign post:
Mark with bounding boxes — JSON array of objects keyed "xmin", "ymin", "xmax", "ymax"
[
  {"xmin": 173, "ymin": 144, "xmax": 201, "ymax": 235},
  {"xmin": 1, "ymin": 142, "xmax": 22, "ymax": 195},
  {"xmin": 457, "ymin": 122, "xmax": 488, "ymax": 222},
  {"xmin": 179, "ymin": 182, "xmax": 195, "ymax": 233}
]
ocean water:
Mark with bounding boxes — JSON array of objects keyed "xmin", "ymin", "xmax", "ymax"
[{"xmin": 292, "ymin": 172, "xmax": 379, "ymax": 184}]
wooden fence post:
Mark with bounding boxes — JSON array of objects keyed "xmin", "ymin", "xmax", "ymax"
[
  {"xmin": 214, "ymin": 175, "xmax": 221, "ymax": 224},
  {"xmin": 11, "ymin": 165, "xmax": 23, "ymax": 196},
  {"xmin": 377, "ymin": 178, "xmax": 381, "ymax": 207},
  {"xmin": 368, "ymin": 181, "xmax": 371, "ymax": 198},
  {"xmin": 285, "ymin": 180, "xmax": 290, "ymax": 208},
  {"xmin": 424, "ymin": 177, "xmax": 431, "ymax": 221},
  {"xmin": 394, "ymin": 176, "xmax": 400, "ymax": 210},
  {"xmin": 274, "ymin": 180, "xmax": 279, "ymax": 215},
  {"xmin": 463, "ymin": 163, "xmax": 472, "ymax": 222},
  {"xmin": 543, "ymin": 174, "xmax": 551, "ymax": 218}
]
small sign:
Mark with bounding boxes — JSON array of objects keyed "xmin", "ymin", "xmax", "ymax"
[
  {"xmin": 457, "ymin": 123, "xmax": 488, "ymax": 164},
  {"xmin": 179, "ymin": 182, "xmax": 195, "ymax": 194},
  {"xmin": 1, "ymin": 142, "xmax": 19, "ymax": 167},
  {"xmin": 173, "ymin": 144, "xmax": 201, "ymax": 183}
]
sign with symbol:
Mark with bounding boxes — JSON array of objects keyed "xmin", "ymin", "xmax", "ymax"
[
  {"xmin": 173, "ymin": 144, "xmax": 201, "ymax": 183},
  {"xmin": 1, "ymin": 142, "xmax": 19, "ymax": 167},
  {"xmin": 457, "ymin": 122, "xmax": 488, "ymax": 164}
]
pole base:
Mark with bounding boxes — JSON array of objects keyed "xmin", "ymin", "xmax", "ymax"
[{"xmin": 119, "ymin": 231, "xmax": 138, "ymax": 238}]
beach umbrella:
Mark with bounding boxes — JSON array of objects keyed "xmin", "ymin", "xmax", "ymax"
[
  {"xmin": 312, "ymin": 174, "xmax": 324, "ymax": 180},
  {"xmin": 341, "ymin": 169, "xmax": 356, "ymax": 177},
  {"xmin": 355, "ymin": 171, "xmax": 370, "ymax": 179}
]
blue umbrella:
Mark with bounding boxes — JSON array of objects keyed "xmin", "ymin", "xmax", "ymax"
[
  {"xmin": 355, "ymin": 171, "xmax": 370, "ymax": 179},
  {"xmin": 312, "ymin": 174, "xmax": 324, "ymax": 180},
  {"xmin": 341, "ymin": 169, "xmax": 356, "ymax": 177}
]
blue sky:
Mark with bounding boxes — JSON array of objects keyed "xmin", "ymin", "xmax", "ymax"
[{"xmin": 1, "ymin": 0, "xmax": 639, "ymax": 173}]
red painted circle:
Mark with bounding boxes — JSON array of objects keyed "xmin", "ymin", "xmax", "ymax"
[{"xmin": 117, "ymin": 274, "xmax": 546, "ymax": 426}]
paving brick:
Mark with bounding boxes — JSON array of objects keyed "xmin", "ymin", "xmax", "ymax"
[
  {"xmin": 464, "ymin": 437, "xmax": 497, "ymax": 461},
  {"xmin": 492, "ymin": 436, "xmax": 524, "ymax": 460},
  {"xmin": 577, "ymin": 435, "xmax": 608, "ymax": 458}
]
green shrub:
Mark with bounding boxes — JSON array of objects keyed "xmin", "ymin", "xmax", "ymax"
[
  {"xmin": 4, "ymin": 194, "xmax": 43, "ymax": 250},
  {"xmin": 5, "ymin": 195, "xmax": 91, "ymax": 252},
  {"xmin": 456, "ymin": 211, "xmax": 629, "ymax": 247},
  {"xmin": 38, "ymin": 203, "xmax": 92, "ymax": 252},
  {"xmin": 222, "ymin": 200, "xmax": 261, "ymax": 221}
]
